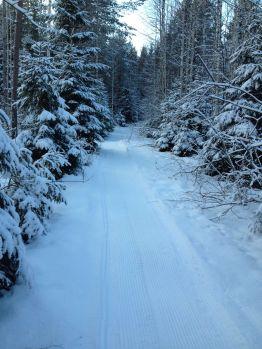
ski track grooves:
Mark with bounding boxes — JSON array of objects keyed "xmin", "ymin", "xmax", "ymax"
[
  {"xmin": 99, "ymin": 173, "xmax": 110, "ymax": 349},
  {"xmin": 92, "ymin": 127, "xmax": 260, "ymax": 349},
  {"xmin": 1, "ymin": 126, "xmax": 262, "ymax": 349}
]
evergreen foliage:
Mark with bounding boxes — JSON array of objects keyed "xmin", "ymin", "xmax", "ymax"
[
  {"xmin": 200, "ymin": 8, "xmax": 262, "ymax": 189},
  {"xmin": 0, "ymin": 122, "xmax": 24, "ymax": 292},
  {"xmin": 19, "ymin": 42, "xmax": 80, "ymax": 177},
  {"xmin": 155, "ymin": 91, "xmax": 211, "ymax": 156},
  {"xmin": 55, "ymin": 0, "xmax": 113, "ymax": 155}
]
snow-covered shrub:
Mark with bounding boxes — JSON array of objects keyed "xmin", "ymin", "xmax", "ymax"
[
  {"xmin": 200, "ymin": 10, "xmax": 262, "ymax": 189},
  {"xmin": 0, "ymin": 191, "xmax": 23, "ymax": 292},
  {"xmin": 155, "ymin": 91, "xmax": 210, "ymax": 156},
  {"xmin": 141, "ymin": 114, "xmax": 163, "ymax": 138},
  {"xmin": 10, "ymin": 147, "xmax": 65, "ymax": 242},
  {"xmin": 0, "ymin": 123, "xmax": 24, "ymax": 292}
]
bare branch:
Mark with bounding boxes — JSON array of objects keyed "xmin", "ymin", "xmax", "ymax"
[{"xmin": 196, "ymin": 54, "xmax": 216, "ymax": 82}]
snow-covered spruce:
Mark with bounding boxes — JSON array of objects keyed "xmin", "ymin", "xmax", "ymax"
[
  {"xmin": 200, "ymin": 10, "xmax": 262, "ymax": 189},
  {"xmin": 0, "ymin": 123, "xmax": 24, "ymax": 292},
  {"xmin": 19, "ymin": 42, "xmax": 83, "ymax": 177},
  {"xmin": 0, "ymin": 191, "xmax": 23, "ymax": 292},
  {"xmin": 55, "ymin": 0, "xmax": 113, "ymax": 154},
  {"xmin": 16, "ymin": 44, "xmax": 69, "ymax": 242},
  {"xmin": 154, "ymin": 91, "xmax": 210, "ymax": 156}
]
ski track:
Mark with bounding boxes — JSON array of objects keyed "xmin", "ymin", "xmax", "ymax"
[{"xmin": 0, "ymin": 126, "xmax": 262, "ymax": 349}]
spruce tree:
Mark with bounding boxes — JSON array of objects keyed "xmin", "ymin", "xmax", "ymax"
[
  {"xmin": 19, "ymin": 41, "xmax": 82, "ymax": 177},
  {"xmin": 55, "ymin": 0, "xmax": 112, "ymax": 155}
]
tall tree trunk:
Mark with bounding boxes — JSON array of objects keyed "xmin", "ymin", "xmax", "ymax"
[
  {"xmin": 2, "ymin": 2, "xmax": 9, "ymax": 112},
  {"xmin": 179, "ymin": 1, "xmax": 186, "ymax": 97},
  {"xmin": 215, "ymin": 0, "xmax": 222, "ymax": 79},
  {"xmin": 188, "ymin": 1, "xmax": 196, "ymax": 85},
  {"xmin": 111, "ymin": 60, "xmax": 115, "ymax": 115},
  {"xmin": 214, "ymin": 0, "xmax": 223, "ymax": 113},
  {"xmin": 159, "ymin": 0, "xmax": 167, "ymax": 99},
  {"xmin": 11, "ymin": 0, "xmax": 23, "ymax": 138}
]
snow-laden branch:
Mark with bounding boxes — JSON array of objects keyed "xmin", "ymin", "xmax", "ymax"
[
  {"xmin": 168, "ymin": 83, "xmax": 262, "ymax": 115},
  {"xmin": 196, "ymin": 54, "xmax": 262, "ymax": 106},
  {"xmin": 209, "ymin": 94, "xmax": 262, "ymax": 115},
  {"xmin": 3, "ymin": 0, "xmax": 43, "ymax": 29},
  {"xmin": 206, "ymin": 82, "xmax": 262, "ymax": 106}
]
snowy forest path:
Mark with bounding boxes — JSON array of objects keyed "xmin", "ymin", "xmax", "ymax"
[{"xmin": 1, "ymin": 126, "xmax": 262, "ymax": 349}]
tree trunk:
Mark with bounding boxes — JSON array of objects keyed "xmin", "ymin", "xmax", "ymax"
[
  {"xmin": 179, "ymin": 1, "xmax": 186, "ymax": 97},
  {"xmin": 215, "ymin": 0, "xmax": 222, "ymax": 78},
  {"xmin": 11, "ymin": 0, "xmax": 23, "ymax": 138},
  {"xmin": 2, "ymin": 2, "xmax": 9, "ymax": 112},
  {"xmin": 159, "ymin": 0, "xmax": 167, "ymax": 99}
]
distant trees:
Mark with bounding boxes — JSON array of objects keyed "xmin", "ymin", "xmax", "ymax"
[
  {"xmin": 142, "ymin": 0, "xmax": 261, "ymax": 220},
  {"xmin": 105, "ymin": 33, "xmax": 140, "ymax": 123}
]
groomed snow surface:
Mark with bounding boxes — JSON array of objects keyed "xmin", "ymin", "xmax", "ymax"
[{"xmin": 1, "ymin": 126, "xmax": 262, "ymax": 349}]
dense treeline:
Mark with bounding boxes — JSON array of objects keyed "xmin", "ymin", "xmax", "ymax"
[
  {"xmin": 138, "ymin": 0, "xmax": 261, "ymax": 229},
  {"xmin": 0, "ymin": 0, "xmax": 142, "ymax": 292}
]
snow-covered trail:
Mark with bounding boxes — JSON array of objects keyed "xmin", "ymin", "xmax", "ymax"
[{"xmin": 1, "ymin": 127, "xmax": 262, "ymax": 349}]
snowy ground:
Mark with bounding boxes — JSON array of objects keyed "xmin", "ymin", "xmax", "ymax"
[{"xmin": 0, "ymin": 126, "xmax": 262, "ymax": 349}]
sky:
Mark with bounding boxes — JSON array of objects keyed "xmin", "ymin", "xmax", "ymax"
[
  {"xmin": 1, "ymin": 0, "xmax": 152, "ymax": 54},
  {"xmin": 119, "ymin": 1, "xmax": 153, "ymax": 53}
]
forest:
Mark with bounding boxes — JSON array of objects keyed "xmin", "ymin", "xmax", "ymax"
[{"xmin": 0, "ymin": 0, "xmax": 261, "ymax": 348}]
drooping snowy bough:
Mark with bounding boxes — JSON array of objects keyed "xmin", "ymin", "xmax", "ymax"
[
  {"xmin": 0, "ymin": 124, "xmax": 24, "ymax": 292},
  {"xmin": 200, "ymin": 10, "xmax": 262, "ymax": 191}
]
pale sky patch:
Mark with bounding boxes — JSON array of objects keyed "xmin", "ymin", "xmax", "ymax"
[{"xmin": 119, "ymin": 1, "xmax": 153, "ymax": 53}]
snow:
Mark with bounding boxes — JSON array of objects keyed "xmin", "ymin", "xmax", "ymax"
[
  {"xmin": 38, "ymin": 110, "xmax": 56, "ymax": 122},
  {"xmin": 1, "ymin": 126, "xmax": 262, "ymax": 349},
  {"xmin": 0, "ymin": 109, "xmax": 11, "ymax": 126}
]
